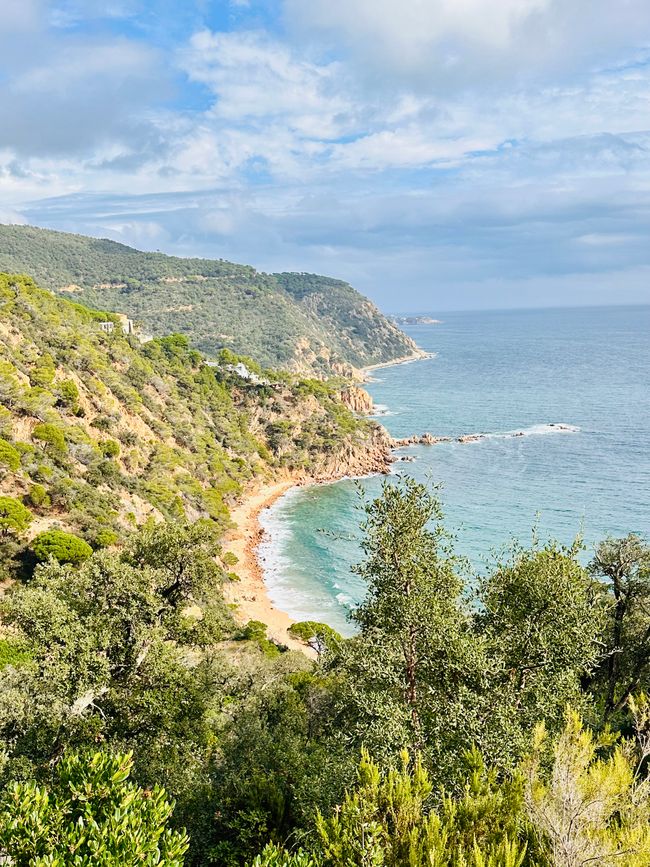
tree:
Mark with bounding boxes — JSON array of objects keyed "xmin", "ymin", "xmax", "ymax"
[
  {"xmin": 589, "ymin": 535, "xmax": 650, "ymax": 717},
  {"xmin": 0, "ymin": 495, "xmax": 32, "ymax": 536},
  {"xmin": 524, "ymin": 710, "xmax": 650, "ymax": 867},
  {"xmin": 476, "ymin": 541, "xmax": 605, "ymax": 761},
  {"xmin": 124, "ymin": 520, "xmax": 226, "ymax": 610},
  {"xmin": 0, "ymin": 750, "xmax": 188, "ymax": 866},
  {"xmin": 32, "ymin": 421, "xmax": 67, "ymax": 457},
  {"xmin": 0, "ymin": 438, "xmax": 20, "ymax": 472},
  {"xmin": 32, "ymin": 528, "xmax": 93, "ymax": 565},
  {"xmin": 329, "ymin": 478, "xmax": 482, "ymax": 775}
]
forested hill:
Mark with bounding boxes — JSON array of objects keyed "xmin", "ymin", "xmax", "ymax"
[
  {"xmin": 0, "ymin": 224, "xmax": 419, "ymax": 375},
  {"xmin": 0, "ymin": 272, "xmax": 390, "ymax": 550}
]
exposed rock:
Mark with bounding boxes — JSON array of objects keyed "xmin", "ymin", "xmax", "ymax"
[
  {"xmin": 340, "ymin": 385, "xmax": 374, "ymax": 414},
  {"xmin": 457, "ymin": 434, "xmax": 486, "ymax": 444},
  {"xmin": 311, "ymin": 423, "xmax": 393, "ymax": 480},
  {"xmin": 392, "ymin": 432, "xmax": 452, "ymax": 447}
]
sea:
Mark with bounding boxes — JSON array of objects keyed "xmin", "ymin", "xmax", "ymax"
[{"xmin": 258, "ymin": 305, "xmax": 650, "ymax": 636}]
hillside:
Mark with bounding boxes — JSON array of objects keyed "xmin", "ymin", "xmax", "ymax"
[
  {"xmin": 0, "ymin": 225, "xmax": 420, "ymax": 375},
  {"xmin": 0, "ymin": 273, "xmax": 391, "ymax": 553}
]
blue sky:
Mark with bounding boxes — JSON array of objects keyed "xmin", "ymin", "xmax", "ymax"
[{"xmin": 2, "ymin": 0, "xmax": 650, "ymax": 310}]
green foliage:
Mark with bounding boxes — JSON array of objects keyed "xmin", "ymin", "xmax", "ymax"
[
  {"xmin": 0, "ymin": 438, "xmax": 20, "ymax": 472},
  {"xmin": 0, "ymin": 495, "xmax": 32, "ymax": 536},
  {"xmin": 0, "ymin": 750, "xmax": 188, "ymax": 865},
  {"xmin": 124, "ymin": 521, "xmax": 228, "ymax": 611},
  {"xmin": 476, "ymin": 541, "xmax": 605, "ymax": 760},
  {"xmin": 0, "ymin": 273, "xmax": 375, "ymax": 541},
  {"xmin": 264, "ymin": 749, "xmax": 538, "ymax": 867},
  {"xmin": 27, "ymin": 483, "xmax": 51, "ymax": 509},
  {"xmin": 29, "ymin": 353, "xmax": 55, "ymax": 388},
  {"xmin": 288, "ymin": 622, "xmax": 342, "ymax": 650},
  {"xmin": 524, "ymin": 709, "xmax": 650, "ymax": 866},
  {"xmin": 0, "ymin": 638, "xmax": 31, "ymax": 670},
  {"xmin": 57, "ymin": 378, "xmax": 80, "ymax": 408},
  {"xmin": 237, "ymin": 620, "xmax": 283, "ymax": 657},
  {"xmin": 0, "ymin": 225, "xmax": 416, "ymax": 374},
  {"xmin": 32, "ymin": 529, "xmax": 93, "ymax": 565},
  {"xmin": 589, "ymin": 535, "xmax": 650, "ymax": 718},
  {"xmin": 100, "ymin": 438, "xmax": 120, "ymax": 457},
  {"xmin": 330, "ymin": 478, "xmax": 479, "ymax": 770},
  {"xmin": 329, "ymin": 480, "xmax": 606, "ymax": 782},
  {"xmin": 32, "ymin": 422, "xmax": 66, "ymax": 456}
]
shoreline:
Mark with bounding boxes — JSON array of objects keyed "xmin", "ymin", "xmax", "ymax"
[
  {"xmin": 222, "ymin": 477, "xmax": 318, "ymax": 656},
  {"xmin": 359, "ymin": 348, "xmax": 432, "ymax": 380},
  {"xmin": 223, "ymin": 348, "xmax": 432, "ymax": 655}
]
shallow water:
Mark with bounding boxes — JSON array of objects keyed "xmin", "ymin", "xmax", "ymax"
[{"xmin": 260, "ymin": 305, "xmax": 650, "ymax": 635}]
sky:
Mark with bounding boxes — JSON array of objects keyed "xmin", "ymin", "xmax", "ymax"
[{"xmin": 1, "ymin": 0, "xmax": 650, "ymax": 311}]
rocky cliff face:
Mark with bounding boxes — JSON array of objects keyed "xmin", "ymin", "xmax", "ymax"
[
  {"xmin": 340, "ymin": 386, "xmax": 374, "ymax": 414},
  {"xmin": 310, "ymin": 422, "xmax": 393, "ymax": 481}
]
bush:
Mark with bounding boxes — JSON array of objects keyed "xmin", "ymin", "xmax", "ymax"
[
  {"xmin": 236, "ymin": 619, "xmax": 284, "ymax": 658},
  {"xmin": 27, "ymin": 483, "xmax": 51, "ymax": 509},
  {"xmin": 0, "ymin": 496, "xmax": 33, "ymax": 536},
  {"xmin": 0, "ymin": 751, "xmax": 189, "ymax": 865},
  {"xmin": 32, "ymin": 529, "xmax": 93, "ymax": 565},
  {"xmin": 57, "ymin": 378, "xmax": 79, "ymax": 407},
  {"xmin": 101, "ymin": 438, "xmax": 120, "ymax": 457},
  {"xmin": 32, "ymin": 422, "xmax": 66, "ymax": 456},
  {"xmin": 0, "ymin": 439, "xmax": 20, "ymax": 472},
  {"xmin": 0, "ymin": 638, "xmax": 31, "ymax": 670}
]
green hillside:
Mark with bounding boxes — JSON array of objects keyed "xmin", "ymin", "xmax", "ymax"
[
  {"xmin": 0, "ymin": 273, "xmax": 388, "ymax": 551},
  {"xmin": 0, "ymin": 225, "xmax": 419, "ymax": 375}
]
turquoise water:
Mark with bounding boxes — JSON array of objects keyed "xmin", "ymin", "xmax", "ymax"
[{"xmin": 259, "ymin": 306, "xmax": 650, "ymax": 635}]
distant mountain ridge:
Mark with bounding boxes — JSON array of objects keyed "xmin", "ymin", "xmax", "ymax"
[{"xmin": 0, "ymin": 225, "xmax": 420, "ymax": 376}]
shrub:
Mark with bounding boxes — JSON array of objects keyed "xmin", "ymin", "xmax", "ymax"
[
  {"xmin": 27, "ymin": 483, "xmax": 51, "ymax": 509},
  {"xmin": 0, "ymin": 496, "xmax": 33, "ymax": 536},
  {"xmin": 0, "ymin": 439, "xmax": 20, "ymax": 472},
  {"xmin": 32, "ymin": 529, "xmax": 93, "ymax": 565},
  {"xmin": 32, "ymin": 422, "xmax": 66, "ymax": 456},
  {"xmin": 0, "ymin": 751, "xmax": 189, "ymax": 865},
  {"xmin": 0, "ymin": 638, "xmax": 31, "ymax": 670},
  {"xmin": 93, "ymin": 528, "xmax": 120, "ymax": 548},
  {"xmin": 236, "ymin": 619, "xmax": 284, "ymax": 657},
  {"xmin": 101, "ymin": 438, "xmax": 120, "ymax": 457},
  {"xmin": 57, "ymin": 378, "xmax": 79, "ymax": 407}
]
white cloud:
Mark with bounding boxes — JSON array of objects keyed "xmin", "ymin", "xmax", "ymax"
[
  {"xmin": 180, "ymin": 30, "xmax": 353, "ymax": 139},
  {"xmin": 285, "ymin": 0, "xmax": 650, "ymax": 90}
]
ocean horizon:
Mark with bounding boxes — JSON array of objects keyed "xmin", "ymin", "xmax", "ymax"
[{"xmin": 259, "ymin": 304, "xmax": 650, "ymax": 636}]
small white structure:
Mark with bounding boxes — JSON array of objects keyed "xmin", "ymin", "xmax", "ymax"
[{"xmin": 99, "ymin": 321, "xmax": 115, "ymax": 334}]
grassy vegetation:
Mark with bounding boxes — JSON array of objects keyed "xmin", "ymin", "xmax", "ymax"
[
  {"xmin": 0, "ymin": 225, "xmax": 418, "ymax": 375},
  {"xmin": 0, "ymin": 273, "xmax": 380, "ymax": 559}
]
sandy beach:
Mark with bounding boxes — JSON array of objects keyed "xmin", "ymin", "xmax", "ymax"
[
  {"xmin": 222, "ymin": 351, "xmax": 430, "ymax": 656},
  {"xmin": 222, "ymin": 477, "xmax": 318, "ymax": 656}
]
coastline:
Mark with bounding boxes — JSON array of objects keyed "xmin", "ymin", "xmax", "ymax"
[
  {"xmin": 222, "ymin": 477, "xmax": 319, "ymax": 656},
  {"xmin": 359, "ymin": 348, "xmax": 433, "ymax": 380},
  {"xmin": 223, "ymin": 348, "xmax": 431, "ymax": 655}
]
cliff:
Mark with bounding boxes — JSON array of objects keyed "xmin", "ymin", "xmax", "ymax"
[{"xmin": 340, "ymin": 385, "xmax": 375, "ymax": 414}]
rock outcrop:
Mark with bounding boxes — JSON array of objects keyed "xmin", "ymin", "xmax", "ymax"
[
  {"xmin": 340, "ymin": 386, "xmax": 374, "ymax": 414},
  {"xmin": 392, "ymin": 432, "xmax": 452, "ymax": 447},
  {"xmin": 311, "ymin": 423, "xmax": 393, "ymax": 481}
]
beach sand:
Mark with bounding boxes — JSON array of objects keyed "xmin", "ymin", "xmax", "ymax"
[{"xmin": 222, "ymin": 478, "xmax": 317, "ymax": 657}]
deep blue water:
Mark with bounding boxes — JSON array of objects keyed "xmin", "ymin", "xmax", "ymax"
[{"xmin": 259, "ymin": 306, "xmax": 650, "ymax": 635}]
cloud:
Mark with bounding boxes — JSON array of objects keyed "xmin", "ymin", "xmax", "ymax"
[
  {"xmin": 180, "ymin": 29, "xmax": 353, "ymax": 138},
  {"xmin": 284, "ymin": 0, "xmax": 650, "ymax": 90},
  {"xmin": 3, "ymin": 0, "xmax": 650, "ymax": 309}
]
